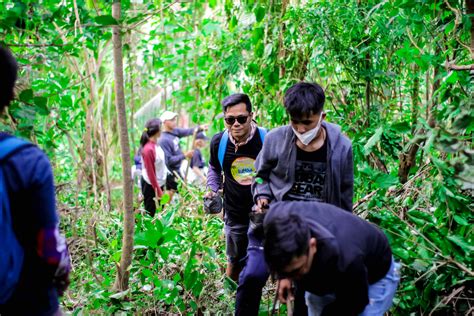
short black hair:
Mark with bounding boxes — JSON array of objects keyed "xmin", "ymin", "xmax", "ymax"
[
  {"xmin": 0, "ymin": 46, "xmax": 18, "ymax": 111},
  {"xmin": 284, "ymin": 82, "xmax": 325, "ymax": 118},
  {"xmin": 263, "ymin": 212, "xmax": 311, "ymax": 275},
  {"xmin": 221, "ymin": 93, "xmax": 252, "ymax": 113}
]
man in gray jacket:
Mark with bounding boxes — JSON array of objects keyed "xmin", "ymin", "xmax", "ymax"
[
  {"xmin": 253, "ymin": 82, "xmax": 353, "ymax": 211},
  {"xmin": 237, "ymin": 82, "xmax": 353, "ymax": 315}
]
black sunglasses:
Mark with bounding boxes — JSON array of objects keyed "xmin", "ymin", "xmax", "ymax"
[{"xmin": 224, "ymin": 115, "xmax": 249, "ymax": 125}]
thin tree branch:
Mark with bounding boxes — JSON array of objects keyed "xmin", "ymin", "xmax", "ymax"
[
  {"xmin": 429, "ymin": 285, "xmax": 465, "ymax": 316},
  {"xmin": 125, "ymin": 0, "xmax": 181, "ymax": 31},
  {"xmin": 6, "ymin": 43, "xmax": 66, "ymax": 47},
  {"xmin": 445, "ymin": 63, "xmax": 474, "ymax": 71}
]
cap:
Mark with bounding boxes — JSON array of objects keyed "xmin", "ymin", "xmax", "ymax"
[
  {"xmin": 160, "ymin": 110, "xmax": 178, "ymax": 121},
  {"xmin": 196, "ymin": 131, "xmax": 209, "ymax": 140}
]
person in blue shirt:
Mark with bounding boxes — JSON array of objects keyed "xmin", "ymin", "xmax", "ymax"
[
  {"xmin": 132, "ymin": 148, "xmax": 143, "ymax": 188},
  {"xmin": 158, "ymin": 110, "xmax": 206, "ymax": 200},
  {"xmin": 190, "ymin": 131, "xmax": 208, "ymax": 184},
  {"xmin": 0, "ymin": 46, "xmax": 71, "ymax": 316}
]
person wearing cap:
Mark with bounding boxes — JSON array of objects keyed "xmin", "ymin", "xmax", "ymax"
[
  {"xmin": 158, "ymin": 110, "xmax": 205, "ymax": 199},
  {"xmin": 263, "ymin": 201, "xmax": 400, "ymax": 316},
  {"xmin": 205, "ymin": 93, "xmax": 267, "ymax": 299},
  {"xmin": 190, "ymin": 131, "xmax": 208, "ymax": 184}
]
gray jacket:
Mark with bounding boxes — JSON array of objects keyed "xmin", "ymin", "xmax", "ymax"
[{"xmin": 252, "ymin": 122, "xmax": 354, "ymax": 212}]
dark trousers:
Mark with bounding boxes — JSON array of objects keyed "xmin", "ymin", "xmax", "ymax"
[
  {"xmin": 141, "ymin": 178, "xmax": 164, "ymax": 217},
  {"xmin": 235, "ymin": 228, "xmax": 268, "ymax": 315},
  {"xmin": 235, "ymin": 228, "xmax": 308, "ymax": 316}
]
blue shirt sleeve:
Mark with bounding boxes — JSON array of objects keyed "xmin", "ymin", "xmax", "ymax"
[
  {"xmin": 5, "ymin": 145, "xmax": 58, "ymax": 228},
  {"xmin": 173, "ymin": 127, "xmax": 196, "ymax": 138},
  {"xmin": 191, "ymin": 149, "xmax": 204, "ymax": 169}
]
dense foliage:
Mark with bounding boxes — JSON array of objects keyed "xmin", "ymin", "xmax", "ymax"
[{"xmin": 1, "ymin": 0, "xmax": 472, "ymax": 314}]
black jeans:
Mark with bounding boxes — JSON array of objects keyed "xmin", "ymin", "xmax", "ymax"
[
  {"xmin": 141, "ymin": 177, "xmax": 164, "ymax": 217},
  {"xmin": 235, "ymin": 227, "xmax": 308, "ymax": 316}
]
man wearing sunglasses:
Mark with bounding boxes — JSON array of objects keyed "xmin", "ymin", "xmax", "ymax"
[
  {"xmin": 263, "ymin": 201, "xmax": 400, "ymax": 316},
  {"xmin": 242, "ymin": 82, "xmax": 354, "ymax": 315},
  {"xmin": 206, "ymin": 93, "xmax": 266, "ymax": 295}
]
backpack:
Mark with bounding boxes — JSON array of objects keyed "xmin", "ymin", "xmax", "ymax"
[
  {"xmin": 217, "ymin": 127, "xmax": 267, "ymax": 169},
  {"xmin": 0, "ymin": 137, "xmax": 30, "ymax": 303}
]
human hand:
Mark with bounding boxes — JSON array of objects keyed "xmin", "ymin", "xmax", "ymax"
[
  {"xmin": 278, "ymin": 278, "xmax": 294, "ymax": 304},
  {"xmin": 204, "ymin": 190, "xmax": 217, "ymax": 198},
  {"xmin": 55, "ymin": 275, "xmax": 70, "ymax": 296},
  {"xmin": 199, "ymin": 124, "xmax": 209, "ymax": 131},
  {"xmin": 185, "ymin": 150, "xmax": 195, "ymax": 159},
  {"xmin": 255, "ymin": 198, "xmax": 269, "ymax": 213}
]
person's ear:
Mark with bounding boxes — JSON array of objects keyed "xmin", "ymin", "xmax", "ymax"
[
  {"xmin": 309, "ymin": 237, "xmax": 317, "ymax": 253},
  {"xmin": 321, "ymin": 112, "xmax": 327, "ymax": 120}
]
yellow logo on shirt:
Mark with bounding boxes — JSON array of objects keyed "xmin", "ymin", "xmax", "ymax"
[{"xmin": 231, "ymin": 157, "xmax": 256, "ymax": 185}]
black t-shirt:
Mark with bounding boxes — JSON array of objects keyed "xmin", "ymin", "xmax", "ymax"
[
  {"xmin": 209, "ymin": 131, "xmax": 263, "ymax": 224},
  {"xmin": 285, "ymin": 137, "xmax": 327, "ymax": 201}
]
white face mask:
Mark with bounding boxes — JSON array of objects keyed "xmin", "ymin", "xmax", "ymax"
[{"xmin": 292, "ymin": 114, "xmax": 323, "ymax": 146}]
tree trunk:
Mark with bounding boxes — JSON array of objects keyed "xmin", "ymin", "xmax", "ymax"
[
  {"xmin": 399, "ymin": 46, "xmax": 441, "ymax": 184},
  {"xmin": 112, "ymin": 0, "xmax": 135, "ymax": 292},
  {"xmin": 98, "ymin": 116, "xmax": 112, "ymax": 211},
  {"xmin": 411, "ymin": 64, "xmax": 420, "ymax": 134},
  {"xmin": 161, "ymin": 1, "xmax": 168, "ymax": 110}
]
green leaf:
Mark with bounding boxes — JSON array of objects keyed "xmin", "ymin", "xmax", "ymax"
[
  {"xmin": 208, "ymin": 0, "xmax": 217, "ymax": 9},
  {"xmin": 34, "ymin": 96, "xmax": 49, "ymax": 115},
  {"xmin": 224, "ymin": 276, "xmax": 238, "ymax": 292},
  {"xmin": 390, "ymin": 121, "xmax": 410, "ymax": 133},
  {"xmin": 453, "ymin": 215, "xmax": 469, "ymax": 226},
  {"xmin": 161, "ymin": 193, "xmax": 171, "ymax": 204},
  {"xmin": 445, "ymin": 71, "xmax": 459, "ymax": 84},
  {"xmin": 407, "ymin": 210, "xmax": 434, "ymax": 223},
  {"xmin": 252, "ymin": 27, "xmax": 264, "ymax": 45},
  {"xmin": 254, "ymin": 6, "xmax": 266, "ymax": 22},
  {"xmin": 94, "ymin": 15, "xmax": 118, "ymax": 26},
  {"xmin": 184, "ymin": 270, "xmax": 198, "ymax": 290},
  {"xmin": 19, "ymin": 89, "xmax": 33, "ymax": 102},
  {"xmin": 392, "ymin": 247, "xmax": 410, "ymax": 260},
  {"xmin": 363, "ymin": 126, "xmax": 383, "ymax": 155},
  {"xmin": 411, "ymin": 259, "xmax": 430, "ymax": 272},
  {"xmin": 160, "ymin": 247, "xmax": 170, "ymax": 260},
  {"xmin": 447, "ymin": 235, "xmax": 474, "ymax": 254},
  {"xmin": 229, "ymin": 15, "xmax": 238, "ymax": 32},
  {"xmin": 247, "ymin": 63, "xmax": 259, "ymax": 75},
  {"xmin": 444, "ymin": 20, "xmax": 455, "ymax": 34},
  {"xmin": 374, "ymin": 173, "xmax": 398, "ymax": 189}
]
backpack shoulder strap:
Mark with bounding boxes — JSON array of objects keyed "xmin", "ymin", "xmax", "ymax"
[
  {"xmin": 257, "ymin": 127, "xmax": 267, "ymax": 143},
  {"xmin": 0, "ymin": 137, "xmax": 31, "ymax": 162},
  {"xmin": 217, "ymin": 130, "xmax": 229, "ymax": 170},
  {"xmin": 218, "ymin": 128, "xmax": 266, "ymax": 169},
  {"xmin": 0, "ymin": 136, "xmax": 27, "ymax": 303}
]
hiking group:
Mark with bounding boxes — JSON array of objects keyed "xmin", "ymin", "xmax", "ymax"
[{"xmin": 1, "ymin": 44, "xmax": 400, "ymax": 316}]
